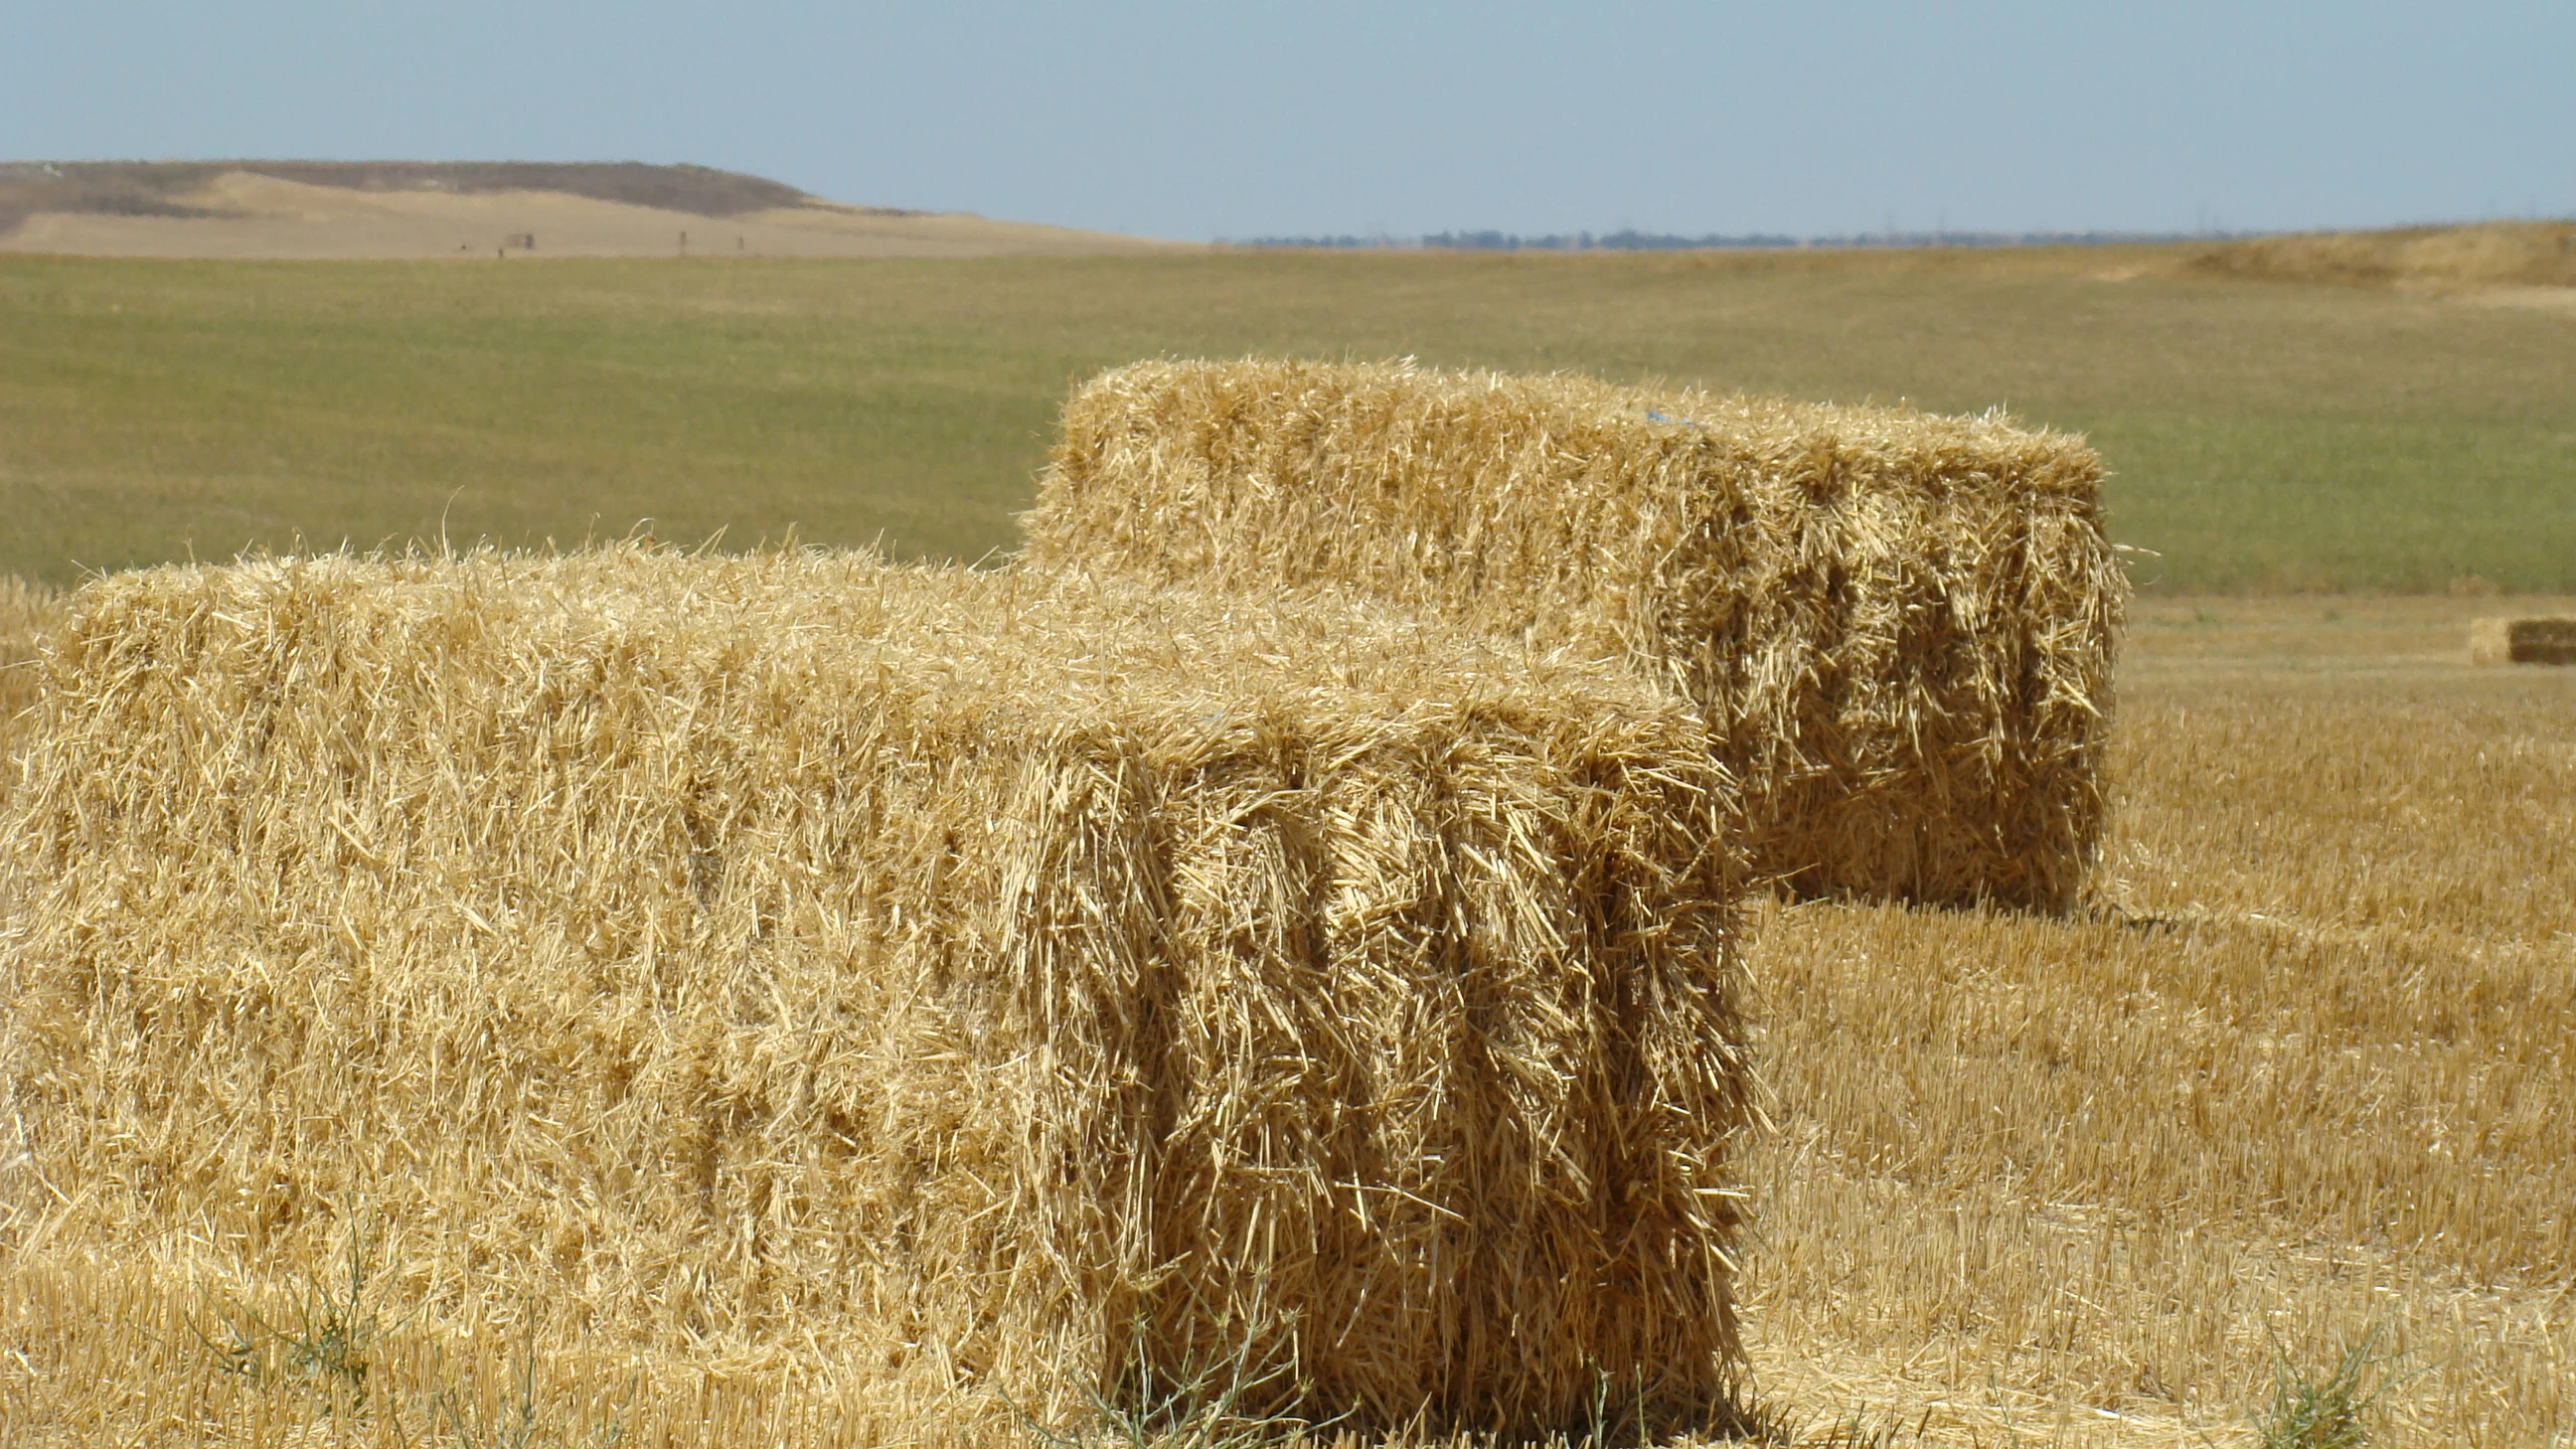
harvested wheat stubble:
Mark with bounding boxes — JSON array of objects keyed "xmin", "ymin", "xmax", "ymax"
[
  {"xmin": 0, "ymin": 546, "xmax": 1754, "ymax": 1434},
  {"xmin": 2470, "ymin": 615, "xmax": 2576, "ymax": 666},
  {"xmin": 1023, "ymin": 359, "xmax": 2124, "ymax": 911}
]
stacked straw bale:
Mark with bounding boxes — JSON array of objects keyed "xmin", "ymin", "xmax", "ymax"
[
  {"xmin": 2470, "ymin": 615, "xmax": 2576, "ymax": 666},
  {"xmin": 1022, "ymin": 359, "xmax": 2124, "ymax": 911},
  {"xmin": 0, "ymin": 547, "xmax": 1754, "ymax": 1433}
]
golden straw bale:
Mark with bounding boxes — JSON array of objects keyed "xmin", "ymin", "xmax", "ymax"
[
  {"xmin": 0, "ymin": 575, "xmax": 63, "ymax": 811},
  {"xmin": 2470, "ymin": 615, "xmax": 2576, "ymax": 666},
  {"xmin": 0, "ymin": 546, "xmax": 1753, "ymax": 1434},
  {"xmin": 1023, "ymin": 359, "xmax": 2124, "ymax": 911}
]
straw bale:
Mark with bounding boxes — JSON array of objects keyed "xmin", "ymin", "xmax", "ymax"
[
  {"xmin": 2470, "ymin": 615, "xmax": 2576, "ymax": 666},
  {"xmin": 1022, "ymin": 359, "xmax": 2124, "ymax": 911},
  {"xmin": 0, "ymin": 546, "xmax": 1753, "ymax": 1434},
  {"xmin": 0, "ymin": 575, "xmax": 62, "ymax": 812}
]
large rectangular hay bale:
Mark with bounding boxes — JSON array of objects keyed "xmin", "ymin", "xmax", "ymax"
[
  {"xmin": 0, "ymin": 547, "xmax": 1753, "ymax": 1433},
  {"xmin": 2471, "ymin": 615, "xmax": 2576, "ymax": 665},
  {"xmin": 1022, "ymin": 359, "xmax": 2125, "ymax": 911}
]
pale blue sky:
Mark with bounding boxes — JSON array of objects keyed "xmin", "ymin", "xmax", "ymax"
[{"xmin": 6, "ymin": 2, "xmax": 2568, "ymax": 241}]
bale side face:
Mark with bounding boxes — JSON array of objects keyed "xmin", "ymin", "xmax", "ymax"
[
  {"xmin": 0, "ymin": 576, "xmax": 60, "ymax": 811},
  {"xmin": 1023, "ymin": 359, "xmax": 2125, "ymax": 911},
  {"xmin": 0, "ymin": 549, "xmax": 1752, "ymax": 1433},
  {"xmin": 2471, "ymin": 616, "xmax": 2576, "ymax": 665}
]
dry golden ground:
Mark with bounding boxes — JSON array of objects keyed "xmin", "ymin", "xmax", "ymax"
[
  {"xmin": 1739, "ymin": 595, "xmax": 2576, "ymax": 1446},
  {"xmin": 1, "ymin": 593, "xmax": 2570, "ymax": 1447},
  {"xmin": 0, "ymin": 169, "xmax": 1191, "ymax": 259}
]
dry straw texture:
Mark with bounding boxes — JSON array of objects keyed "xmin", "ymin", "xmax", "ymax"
[
  {"xmin": 1024, "ymin": 360, "xmax": 2123, "ymax": 911},
  {"xmin": 2470, "ymin": 614, "xmax": 2576, "ymax": 665},
  {"xmin": 0, "ymin": 546, "xmax": 1753, "ymax": 1435},
  {"xmin": 0, "ymin": 575, "xmax": 60, "ymax": 811},
  {"xmin": 1734, "ymin": 609, "xmax": 2576, "ymax": 1446}
]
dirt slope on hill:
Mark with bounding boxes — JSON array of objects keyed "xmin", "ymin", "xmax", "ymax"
[
  {"xmin": 2179, "ymin": 219, "xmax": 2576, "ymax": 291},
  {"xmin": 0, "ymin": 160, "xmax": 1187, "ymax": 258}
]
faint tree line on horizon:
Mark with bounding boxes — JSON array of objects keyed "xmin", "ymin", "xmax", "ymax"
[{"xmin": 1230, "ymin": 227, "xmax": 2270, "ymax": 250}]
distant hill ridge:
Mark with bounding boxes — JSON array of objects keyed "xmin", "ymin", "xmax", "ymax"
[{"xmin": 0, "ymin": 160, "xmax": 914, "ymax": 236}]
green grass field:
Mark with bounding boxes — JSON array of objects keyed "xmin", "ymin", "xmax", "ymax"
[{"xmin": 3, "ymin": 249, "xmax": 2570, "ymax": 590}]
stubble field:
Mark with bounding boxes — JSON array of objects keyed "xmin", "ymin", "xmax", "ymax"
[
  {"xmin": 1, "ymin": 241, "xmax": 2571, "ymax": 1446},
  {"xmin": 1743, "ymin": 597, "xmax": 2575, "ymax": 1445}
]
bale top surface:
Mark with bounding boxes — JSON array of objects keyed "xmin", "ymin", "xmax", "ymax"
[{"xmin": 40, "ymin": 547, "xmax": 1689, "ymax": 739}]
